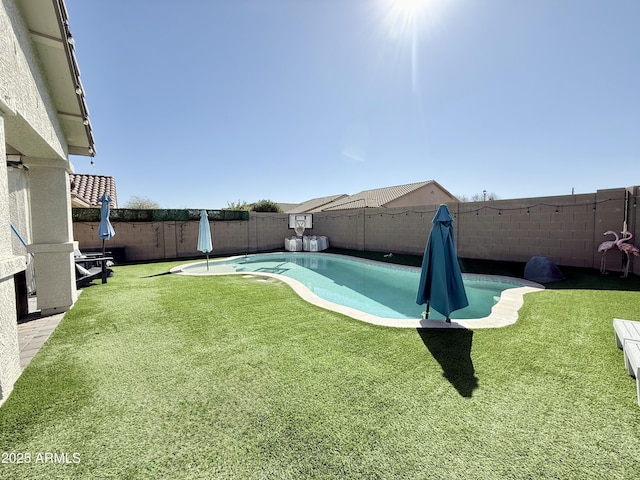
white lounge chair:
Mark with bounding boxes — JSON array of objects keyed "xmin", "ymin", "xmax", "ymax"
[
  {"xmin": 623, "ymin": 339, "xmax": 640, "ymax": 406},
  {"xmin": 613, "ymin": 318, "xmax": 640, "ymax": 349},
  {"xmin": 613, "ymin": 319, "xmax": 640, "ymax": 406}
]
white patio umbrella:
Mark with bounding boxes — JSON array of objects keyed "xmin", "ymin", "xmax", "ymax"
[
  {"xmin": 98, "ymin": 192, "xmax": 115, "ymax": 252},
  {"xmin": 197, "ymin": 209, "xmax": 213, "ymax": 270},
  {"xmin": 98, "ymin": 193, "xmax": 116, "ymax": 283}
]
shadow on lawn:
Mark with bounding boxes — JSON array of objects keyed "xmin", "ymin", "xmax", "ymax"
[
  {"xmin": 417, "ymin": 329, "xmax": 478, "ymax": 398},
  {"xmin": 142, "ymin": 271, "xmax": 173, "ymax": 278}
]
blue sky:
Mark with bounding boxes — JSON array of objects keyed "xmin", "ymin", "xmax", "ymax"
[{"xmin": 66, "ymin": 0, "xmax": 639, "ymax": 209}]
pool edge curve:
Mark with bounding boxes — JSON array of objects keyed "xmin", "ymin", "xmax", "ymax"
[{"xmin": 170, "ymin": 253, "xmax": 545, "ymax": 329}]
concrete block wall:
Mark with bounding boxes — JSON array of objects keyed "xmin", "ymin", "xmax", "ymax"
[
  {"xmin": 74, "ymin": 218, "xmax": 263, "ymax": 262},
  {"xmin": 632, "ymin": 186, "xmax": 640, "ymax": 276},
  {"xmin": 361, "ymin": 206, "xmax": 437, "ymax": 255},
  {"xmin": 210, "ymin": 220, "xmax": 251, "ymax": 255},
  {"xmin": 593, "ymin": 188, "xmax": 629, "ymax": 272},
  {"xmin": 455, "ymin": 194, "xmax": 603, "ymax": 268},
  {"xmin": 74, "ymin": 221, "xmax": 162, "ymax": 262},
  {"xmin": 311, "ymin": 212, "xmax": 362, "ymax": 251},
  {"xmin": 307, "ymin": 188, "xmax": 637, "ymax": 273},
  {"xmin": 252, "ymin": 213, "xmax": 291, "ymax": 252},
  {"xmin": 72, "ymin": 187, "xmax": 640, "ymax": 276}
]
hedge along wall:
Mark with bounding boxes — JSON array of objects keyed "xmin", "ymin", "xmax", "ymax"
[{"xmin": 72, "ymin": 186, "xmax": 639, "ymax": 274}]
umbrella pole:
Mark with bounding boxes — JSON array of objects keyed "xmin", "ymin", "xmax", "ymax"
[
  {"xmin": 101, "ymin": 239, "xmax": 107, "ymax": 284},
  {"xmin": 206, "ymin": 254, "xmax": 210, "ymax": 271},
  {"xmin": 425, "ymin": 301, "xmax": 430, "ymax": 319}
]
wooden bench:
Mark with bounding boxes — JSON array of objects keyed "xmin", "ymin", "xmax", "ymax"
[
  {"xmin": 623, "ymin": 339, "xmax": 640, "ymax": 406},
  {"xmin": 613, "ymin": 318, "xmax": 640, "ymax": 349}
]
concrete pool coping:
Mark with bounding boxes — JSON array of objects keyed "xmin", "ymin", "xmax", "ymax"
[{"xmin": 171, "ymin": 253, "xmax": 545, "ymax": 329}]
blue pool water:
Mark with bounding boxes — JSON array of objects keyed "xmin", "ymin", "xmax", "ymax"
[{"xmin": 177, "ymin": 253, "xmax": 528, "ymax": 321}]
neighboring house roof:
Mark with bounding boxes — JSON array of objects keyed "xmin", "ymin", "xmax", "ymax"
[
  {"xmin": 14, "ymin": 0, "xmax": 95, "ymax": 157},
  {"xmin": 283, "ymin": 181, "xmax": 457, "ymax": 214},
  {"xmin": 320, "ymin": 180, "xmax": 455, "ymax": 211},
  {"xmin": 277, "ymin": 203, "xmax": 299, "ymax": 213},
  {"xmin": 70, "ymin": 174, "xmax": 117, "ymax": 208},
  {"xmin": 287, "ymin": 194, "xmax": 349, "ymax": 214}
]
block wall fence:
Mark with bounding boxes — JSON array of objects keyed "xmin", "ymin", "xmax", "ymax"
[{"xmin": 73, "ymin": 186, "xmax": 640, "ymax": 276}]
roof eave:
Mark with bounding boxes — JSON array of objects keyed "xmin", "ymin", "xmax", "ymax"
[
  {"xmin": 18, "ymin": 0, "xmax": 96, "ymax": 157},
  {"xmin": 53, "ymin": 0, "xmax": 96, "ymax": 157}
]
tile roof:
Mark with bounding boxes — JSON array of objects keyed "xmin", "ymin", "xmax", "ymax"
[
  {"xmin": 287, "ymin": 194, "xmax": 349, "ymax": 213},
  {"xmin": 283, "ymin": 180, "xmax": 457, "ymax": 213},
  {"xmin": 277, "ymin": 203, "xmax": 299, "ymax": 212},
  {"xmin": 321, "ymin": 181, "xmax": 438, "ymax": 211},
  {"xmin": 70, "ymin": 174, "xmax": 118, "ymax": 208}
]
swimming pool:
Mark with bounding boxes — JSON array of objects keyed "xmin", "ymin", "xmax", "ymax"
[{"xmin": 172, "ymin": 253, "xmax": 544, "ymax": 328}]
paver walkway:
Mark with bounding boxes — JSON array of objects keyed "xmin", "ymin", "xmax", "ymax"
[{"xmin": 17, "ymin": 298, "xmax": 65, "ymax": 370}]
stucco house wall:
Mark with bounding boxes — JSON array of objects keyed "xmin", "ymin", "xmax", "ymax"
[
  {"xmin": 7, "ymin": 165, "xmax": 35, "ymax": 293},
  {"xmin": 1, "ymin": 0, "xmax": 91, "ymax": 405},
  {"xmin": 1, "ymin": 2, "xmax": 69, "ymax": 159},
  {"xmin": 0, "ymin": 118, "xmax": 22, "ymax": 404}
]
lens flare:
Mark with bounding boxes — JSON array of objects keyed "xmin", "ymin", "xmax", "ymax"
[
  {"xmin": 392, "ymin": 0, "xmax": 431, "ymax": 17},
  {"xmin": 378, "ymin": 0, "xmax": 452, "ymax": 92},
  {"xmin": 383, "ymin": 0, "xmax": 440, "ymax": 37}
]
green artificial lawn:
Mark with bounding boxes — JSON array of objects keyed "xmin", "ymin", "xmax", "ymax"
[{"xmin": 2, "ymin": 256, "xmax": 640, "ymax": 479}]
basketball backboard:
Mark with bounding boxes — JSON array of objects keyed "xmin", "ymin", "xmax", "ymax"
[{"xmin": 288, "ymin": 214, "xmax": 313, "ymax": 229}]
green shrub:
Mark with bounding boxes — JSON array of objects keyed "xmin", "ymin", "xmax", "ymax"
[{"xmin": 251, "ymin": 199, "xmax": 281, "ymax": 212}]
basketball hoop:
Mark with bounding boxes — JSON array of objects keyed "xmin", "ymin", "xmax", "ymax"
[{"xmin": 294, "ymin": 219, "xmax": 306, "ymax": 237}]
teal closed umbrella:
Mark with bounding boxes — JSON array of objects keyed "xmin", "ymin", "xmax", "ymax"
[
  {"xmin": 416, "ymin": 204, "xmax": 468, "ymax": 322},
  {"xmin": 197, "ymin": 210, "xmax": 213, "ymax": 270}
]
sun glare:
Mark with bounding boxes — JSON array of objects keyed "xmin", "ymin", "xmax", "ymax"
[
  {"xmin": 377, "ymin": 0, "xmax": 452, "ymax": 91},
  {"xmin": 380, "ymin": 0, "xmax": 449, "ymax": 39},
  {"xmin": 392, "ymin": 0, "xmax": 431, "ymax": 16}
]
